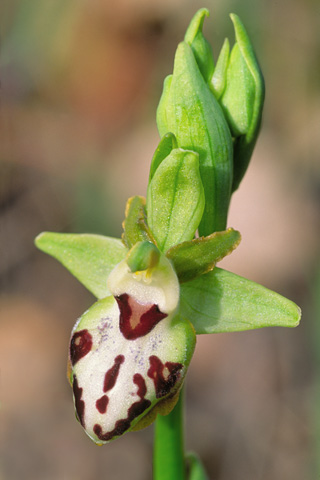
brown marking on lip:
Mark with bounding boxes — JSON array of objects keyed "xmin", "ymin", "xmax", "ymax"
[
  {"xmin": 103, "ymin": 355, "xmax": 125, "ymax": 392},
  {"xmin": 96, "ymin": 395, "xmax": 109, "ymax": 414},
  {"xmin": 95, "ymin": 356, "xmax": 125, "ymax": 416},
  {"xmin": 93, "ymin": 371, "xmax": 151, "ymax": 442},
  {"xmin": 70, "ymin": 329, "xmax": 93, "ymax": 366},
  {"xmin": 73, "ymin": 375, "xmax": 85, "ymax": 427},
  {"xmin": 116, "ymin": 293, "xmax": 167, "ymax": 340},
  {"xmin": 133, "ymin": 373, "xmax": 147, "ymax": 398},
  {"xmin": 147, "ymin": 355, "xmax": 183, "ymax": 398}
]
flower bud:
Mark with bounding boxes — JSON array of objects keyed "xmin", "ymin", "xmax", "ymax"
[
  {"xmin": 156, "ymin": 8, "xmax": 265, "ymax": 232},
  {"xmin": 213, "ymin": 14, "xmax": 265, "ymax": 192},
  {"xmin": 69, "ymin": 243, "xmax": 195, "ymax": 444},
  {"xmin": 147, "ymin": 145, "xmax": 205, "ymax": 252},
  {"xmin": 157, "ymin": 11, "xmax": 233, "ymax": 236}
]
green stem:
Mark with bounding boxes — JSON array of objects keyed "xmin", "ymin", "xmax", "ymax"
[{"xmin": 153, "ymin": 389, "xmax": 186, "ymax": 480}]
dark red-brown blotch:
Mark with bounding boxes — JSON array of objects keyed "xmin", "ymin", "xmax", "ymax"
[{"xmin": 116, "ymin": 294, "xmax": 167, "ymax": 340}]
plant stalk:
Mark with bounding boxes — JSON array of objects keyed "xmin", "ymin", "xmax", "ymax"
[{"xmin": 153, "ymin": 388, "xmax": 186, "ymax": 480}]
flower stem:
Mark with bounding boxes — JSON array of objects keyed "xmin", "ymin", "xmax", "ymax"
[{"xmin": 153, "ymin": 389, "xmax": 186, "ymax": 480}]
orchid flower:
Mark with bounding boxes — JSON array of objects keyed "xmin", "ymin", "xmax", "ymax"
[
  {"xmin": 68, "ymin": 241, "xmax": 195, "ymax": 444},
  {"xmin": 35, "ymin": 8, "xmax": 301, "ymax": 479}
]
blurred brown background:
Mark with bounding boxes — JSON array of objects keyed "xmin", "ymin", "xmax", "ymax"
[{"xmin": 0, "ymin": 0, "xmax": 319, "ymax": 479}]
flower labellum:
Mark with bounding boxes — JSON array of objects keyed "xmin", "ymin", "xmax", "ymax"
[{"xmin": 68, "ymin": 242, "xmax": 196, "ymax": 444}]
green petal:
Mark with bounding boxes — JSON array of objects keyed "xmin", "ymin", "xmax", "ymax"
[
  {"xmin": 122, "ymin": 196, "xmax": 156, "ymax": 249},
  {"xmin": 35, "ymin": 232, "xmax": 127, "ymax": 298},
  {"xmin": 180, "ymin": 267, "xmax": 301, "ymax": 334},
  {"xmin": 147, "ymin": 148, "xmax": 205, "ymax": 252},
  {"xmin": 166, "ymin": 228, "xmax": 241, "ymax": 283}
]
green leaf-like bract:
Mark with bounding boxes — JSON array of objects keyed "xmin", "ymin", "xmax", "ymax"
[
  {"xmin": 35, "ymin": 232, "xmax": 127, "ymax": 299},
  {"xmin": 180, "ymin": 267, "xmax": 301, "ymax": 334}
]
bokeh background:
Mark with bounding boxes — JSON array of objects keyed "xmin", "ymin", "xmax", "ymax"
[{"xmin": 0, "ymin": 0, "xmax": 319, "ymax": 479}]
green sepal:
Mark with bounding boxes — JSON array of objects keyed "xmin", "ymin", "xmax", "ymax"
[
  {"xmin": 149, "ymin": 133, "xmax": 178, "ymax": 182},
  {"xmin": 147, "ymin": 148, "xmax": 205, "ymax": 252},
  {"xmin": 156, "ymin": 40, "xmax": 233, "ymax": 235},
  {"xmin": 180, "ymin": 267, "xmax": 301, "ymax": 334},
  {"xmin": 166, "ymin": 228, "xmax": 241, "ymax": 283},
  {"xmin": 221, "ymin": 14, "xmax": 265, "ymax": 192},
  {"xmin": 211, "ymin": 38, "xmax": 230, "ymax": 100},
  {"xmin": 35, "ymin": 232, "xmax": 127, "ymax": 299},
  {"xmin": 186, "ymin": 452, "xmax": 209, "ymax": 480},
  {"xmin": 122, "ymin": 195, "xmax": 156, "ymax": 249},
  {"xmin": 126, "ymin": 241, "xmax": 161, "ymax": 273},
  {"xmin": 184, "ymin": 8, "xmax": 214, "ymax": 84}
]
